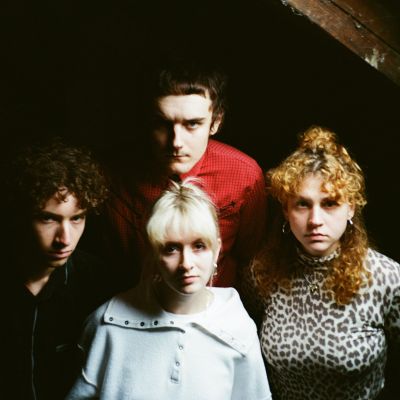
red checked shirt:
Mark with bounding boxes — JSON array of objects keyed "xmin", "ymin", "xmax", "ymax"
[{"xmin": 104, "ymin": 139, "xmax": 266, "ymax": 288}]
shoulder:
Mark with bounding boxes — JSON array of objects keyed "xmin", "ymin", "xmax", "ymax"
[
  {"xmin": 67, "ymin": 249, "xmax": 115, "ymax": 301},
  {"xmin": 81, "ymin": 287, "xmax": 142, "ymax": 335},
  {"xmin": 207, "ymin": 139, "xmax": 263, "ymax": 175},
  {"xmin": 366, "ymin": 248, "xmax": 400, "ymax": 286},
  {"xmin": 69, "ymin": 248, "xmax": 102, "ymax": 268},
  {"xmin": 67, "ymin": 249, "xmax": 108, "ymax": 281},
  {"xmin": 207, "ymin": 287, "xmax": 258, "ymax": 351},
  {"xmin": 210, "ymin": 286, "xmax": 244, "ymax": 305}
]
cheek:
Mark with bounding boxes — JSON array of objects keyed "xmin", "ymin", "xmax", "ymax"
[
  {"xmin": 288, "ymin": 213, "xmax": 306, "ymax": 232},
  {"xmin": 200, "ymin": 253, "xmax": 215, "ymax": 270},
  {"xmin": 333, "ymin": 218, "xmax": 349, "ymax": 237},
  {"xmin": 153, "ymin": 129, "xmax": 168, "ymax": 147},
  {"xmin": 32, "ymin": 226, "xmax": 52, "ymax": 246},
  {"xmin": 158, "ymin": 257, "xmax": 177, "ymax": 273},
  {"xmin": 72, "ymin": 225, "xmax": 85, "ymax": 243},
  {"xmin": 192, "ymin": 129, "xmax": 211, "ymax": 149}
]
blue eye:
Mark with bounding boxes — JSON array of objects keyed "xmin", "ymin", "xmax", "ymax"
[
  {"xmin": 193, "ymin": 241, "xmax": 207, "ymax": 251},
  {"xmin": 185, "ymin": 120, "xmax": 201, "ymax": 130}
]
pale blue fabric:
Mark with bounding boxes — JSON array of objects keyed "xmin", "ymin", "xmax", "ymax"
[{"xmin": 67, "ymin": 286, "xmax": 272, "ymax": 400}]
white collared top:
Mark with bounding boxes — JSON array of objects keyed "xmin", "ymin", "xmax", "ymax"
[{"xmin": 67, "ymin": 284, "xmax": 272, "ymax": 400}]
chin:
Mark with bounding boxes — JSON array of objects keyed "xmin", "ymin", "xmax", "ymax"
[
  {"xmin": 306, "ymin": 246, "xmax": 334, "ymax": 257},
  {"xmin": 170, "ymin": 163, "xmax": 195, "ymax": 176},
  {"xmin": 48, "ymin": 258, "xmax": 70, "ymax": 268}
]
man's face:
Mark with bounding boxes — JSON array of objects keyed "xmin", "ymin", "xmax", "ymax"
[
  {"xmin": 153, "ymin": 93, "xmax": 221, "ymax": 175},
  {"xmin": 31, "ymin": 191, "xmax": 86, "ymax": 269}
]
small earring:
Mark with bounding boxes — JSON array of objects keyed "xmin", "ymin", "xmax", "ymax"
[
  {"xmin": 282, "ymin": 221, "xmax": 290, "ymax": 234},
  {"xmin": 348, "ymin": 218, "xmax": 353, "ymax": 226},
  {"xmin": 213, "ymin": 262, "xmax": 218, "ymax": 276}
]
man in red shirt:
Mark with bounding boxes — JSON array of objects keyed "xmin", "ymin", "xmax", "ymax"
[{"xmin": 103, "ymin": 57, "xmax": 266, "ymax": 289}]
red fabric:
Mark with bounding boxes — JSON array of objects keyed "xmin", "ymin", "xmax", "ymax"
[{"xmin": 105, "ymin": 139, "xmax": 267, "ymax": 288}]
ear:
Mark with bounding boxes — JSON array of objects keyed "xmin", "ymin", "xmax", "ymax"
[
  {"xmin": 348, "ymin": 204, "xmax": 355, "ymax": 220},
  {"xmin": 283, "ymin": 204, "xmax": 289, "ymax": 220},
  {"xmin": 210, "ymin": 114, "xmax": 223, "ymax": 136}
]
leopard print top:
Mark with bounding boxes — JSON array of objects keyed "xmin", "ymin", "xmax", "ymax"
[{"xmin": 259, "ymin": 248, "xmax": 400, "ymax": 400}]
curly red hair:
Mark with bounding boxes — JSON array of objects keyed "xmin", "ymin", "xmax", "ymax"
[{"xmin": 253, "ymin": 126, "xmax": 371, "ymax": 305}]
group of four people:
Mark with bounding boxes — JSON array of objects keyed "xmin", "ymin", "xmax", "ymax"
[{"xmin": 2, "ymin": 57, "xmax": 399, "ymax": 400}]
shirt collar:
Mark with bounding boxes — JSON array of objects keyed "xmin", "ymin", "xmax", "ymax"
[{"xmin": 103, "ymin": 284, "xmax": 252, "ymax": 356}]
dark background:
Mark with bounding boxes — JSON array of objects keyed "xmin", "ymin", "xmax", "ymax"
[{"xmin": 1, "ymin": 0, "xmax": 400, "ymax": 262}]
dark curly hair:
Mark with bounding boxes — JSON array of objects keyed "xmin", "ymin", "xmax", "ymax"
[{"xmin": 5, "ymin": 138, "xmax": 108, "ymax": 215}]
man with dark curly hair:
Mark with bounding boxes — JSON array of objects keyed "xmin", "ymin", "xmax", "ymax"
[{"xmin": 0, "ymin": 139, "xmax": 111, "ymax": 400}]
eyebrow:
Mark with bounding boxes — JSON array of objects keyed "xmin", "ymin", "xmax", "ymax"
[
  {"xmin": 155, "ymin": 111, "xmax": 207, "ymax": 123},
  {"xmin": 36, "ymin": 210, "xmax": 87, "ymax": 220}
]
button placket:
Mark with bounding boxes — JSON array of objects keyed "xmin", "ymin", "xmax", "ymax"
[{"xmin": 170, "ymin": 331, "xmax": 186, "ymax": 383}]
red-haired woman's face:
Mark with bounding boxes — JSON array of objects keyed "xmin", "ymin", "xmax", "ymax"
[{"xmin": 285, "ymin": 175, "xmax": 354, "ymax": 257}]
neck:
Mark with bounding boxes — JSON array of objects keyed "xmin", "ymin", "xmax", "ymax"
[
  {"xmin": 25, "ymin": 274, "xmax": 51, "ymax": 296},
  {"xmin": 155, "ymin": 283, "xmax": 213, "ymax": 315},
  {"xmin": 18, "ymin": 258, "xmax": 56, "ymax": 296}
]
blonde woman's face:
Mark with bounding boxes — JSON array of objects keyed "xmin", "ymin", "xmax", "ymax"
[
  {"xmin": 285, "ymin": 175, "xmax": 354, "ymax": 256},
  {"xmin": 157, "ymin": 230, "xmax": 221, "ymax": 296}
]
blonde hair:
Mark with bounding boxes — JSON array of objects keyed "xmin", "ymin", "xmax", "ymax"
[
  {"xmin": 146, "ymin": 178, "xmax": 220, "ymax": 256},
  {"xmin": 254, "ymin": 126, "xmax": 370, "ymax": 305}
]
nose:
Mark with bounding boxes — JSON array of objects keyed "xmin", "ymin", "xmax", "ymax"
[
  {"xmin": 180, "ymin": 248, "xmax": 194, "ymax": 271},
  {"xmin": 172, "ymin": 125, "xmax": 183, "ymax": 149},
  {"xmin": 55, "ymin": 222, "xmax": 71, "ymax": 247},
  {"xmin": 308, "ymin": 206, "xmax": 323, "ymax": 227}
]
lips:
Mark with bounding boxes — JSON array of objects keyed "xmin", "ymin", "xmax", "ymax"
[
  {"xmin": 306, "ymin": 233, "xmax": 326, "ymax": 240},
  {"xmin": 180, "ymin": 275, "xmax": 198, "ymax": 284},
  {"xmin": 49, "ymin": 250, "xmax": 72, "ymax": 260},
  {"xmin": 167, "ymin": 152, "xmax": 189, "ymax": 158}
]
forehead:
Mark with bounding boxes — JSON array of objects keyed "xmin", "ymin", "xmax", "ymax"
[
  {"xmin": 156, "ymin": 213, "xmax": 218, "ymax": 248},
  {"xmin": 295, "ymin": 174, "xmax": 333, "ymax": 199},
  {"xmin": 295, "ymin": 174, "xmax": 343, "ymax": 200},
  {"xmin": 157, "ymin": 94, "xmax": 213, "ymax": 118},
  {"xmin": 298, "ymin": 174, "xmax": 324, "ymax": 194},
  {"xmin": 41, "ymin": 192, "xmax": 84, "ymax": 215},
  {"xmin": 163, "ymin": 228, "xmax": 202, "ymax": 244}
]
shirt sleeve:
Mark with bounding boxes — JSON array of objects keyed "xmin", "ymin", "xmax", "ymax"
[
  {"xmin": 65, "ymin": 373, "xmax": 98, "ymax": 400},
  {"xmin": 231, "ymin": 335, "xmax": 272, "ymax": 400},
  {"xmin": 386, "ymin": 264, "xmax": 400, "ymax": 343},
  {"xmin": 65, "ymin": 308, "xmax": 106, "ymax": 399}
]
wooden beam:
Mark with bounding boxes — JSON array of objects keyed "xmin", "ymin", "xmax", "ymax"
[{"xmin": 282, "ymin": 0, "xmax": 400, "ymax": 86}]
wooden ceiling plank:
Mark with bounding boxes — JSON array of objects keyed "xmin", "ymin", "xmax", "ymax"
[
  {"xmin": 333, "ymin": 0, "xmax": 400, "ymax": 51},
  {"xmin": 283, "ymin": 0, "xmax": 400, "ymax": 86}
]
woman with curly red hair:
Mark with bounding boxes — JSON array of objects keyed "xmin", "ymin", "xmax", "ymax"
[{"xmin": 250, "ymin": 126, "xmax": 399, "ymax": 399}]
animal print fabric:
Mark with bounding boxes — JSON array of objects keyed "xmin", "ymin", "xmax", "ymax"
[{"xmin": 258, "ymin": 249, "xmax": 400, "ymax": 400}]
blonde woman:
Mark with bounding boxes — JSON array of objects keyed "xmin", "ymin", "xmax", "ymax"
[
  {"xmin": 68, "ymin": 179, "xmax": 272, "ymax": 400},
  {"xmin": 251, "ymin": 126, "xmax": 399, "ymax": 400}
]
